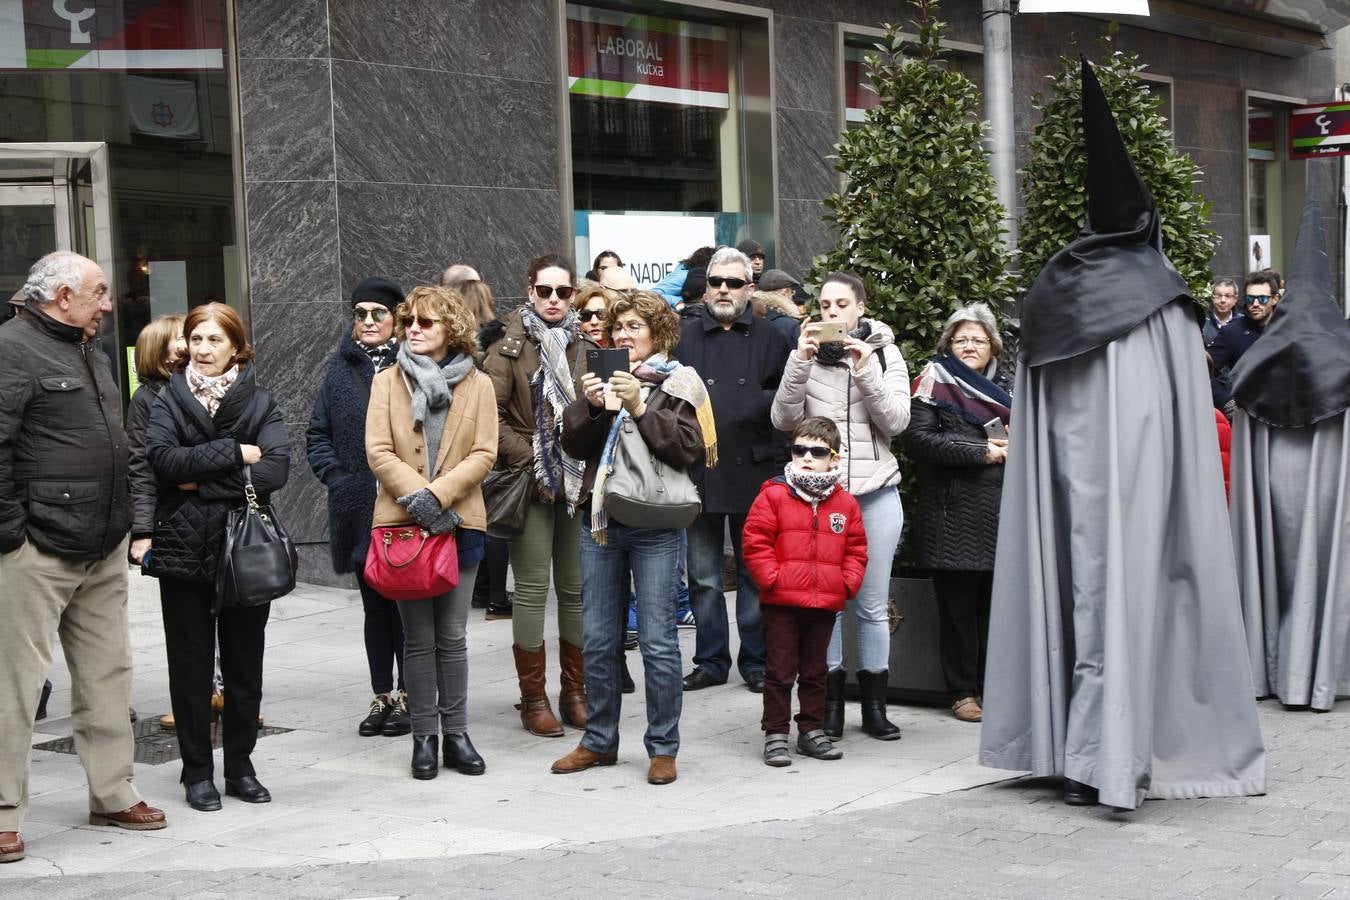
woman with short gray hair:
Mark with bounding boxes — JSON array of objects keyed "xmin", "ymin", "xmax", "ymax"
[{"xmin": 904, "ymin": 301, "xmax": 1011, "ymax": 724}]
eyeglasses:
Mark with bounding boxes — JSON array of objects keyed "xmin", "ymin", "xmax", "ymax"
[
  {"xmin": 1213, "ymin": 292, "xmax": 1237, "ymax": 300},
  {"xmin": 578, "ymin": 309, "xmax": 606, "ymax": 323},
  {"xmin": 790, "ymin": 444, "xmax": 836, "ymax": 460},
  {"xmin": 707, "ymin": 276, "xmax": 748, "ymax": 290},
  {"xmin": 950, "ymin": 337, "xmax": 990, "ymax": 349},
  {"xmin": 353, "ymin": 307, "xmax": 391, "ymax": 323},
  {"xmin": 533, "ymin": 284, "xmax": 575, "ymax": 301},
  {"xmin": 611, "ymin": 321, "xmax": 648, "ymax": 336},
  {"xmin": 400, "ymin": 316, "xmax": 442, "ymax": 330},
  {"xmin": 1243, "ymin": 294, "xmax": 1274, "ymax": 306}
]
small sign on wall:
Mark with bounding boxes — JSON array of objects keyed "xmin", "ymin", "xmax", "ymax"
[
  {"xmin": 586, "ymin": 213, "xmax": 716, "ymax": 290},
  {"xmin": 1290, "ymin": 103, "xmax": 1350, "ymax": 160},
  {"xmin": 1248, "ymin": 235, "xmax": 1271, "ymax": 273}
]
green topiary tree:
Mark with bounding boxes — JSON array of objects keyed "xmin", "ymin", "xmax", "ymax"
[
  {"xmin": 808, "ymin": 0, "xmax": 1014, "ymax": 375},
  {"xmin": 1018, "ymin": 29, "xmax": 1218, "ymax": 298}
]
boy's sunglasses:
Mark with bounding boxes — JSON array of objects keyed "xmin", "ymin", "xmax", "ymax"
[
  {"xmin": 1243, "ymin": 294, "xmax": 1274, "ymax": 306},
  {"xmin": 353, "ymin": 307, "xmax": 391, "ymax": 323},
  {"xmin": 400, "ymin": 316, "xmax": 441, "ymax": 330},
  {"xmin": 578, "ymin": 309, "xmax": 606, "ymax": 323},
  {"xmin": 790, "ymin": 444, "xmax": 836, "ymax": 460},
  {"xmin": 707, "ymin": 276, "xmax": 748, "ymax": 289},
  {"xmin": 533, "ymin": 284, "xmax": 575, "ymax": 301}
]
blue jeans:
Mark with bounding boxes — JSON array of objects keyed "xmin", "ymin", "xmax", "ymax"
[
  {"xmin": 828, "ymin": 487, "xmax": 902, "ymax": 673},
  {"xmin": 580, "ymin": 520, "xmax": 684, "ymax": 758},
  {"xmin": 686, "ymin": 512, "xmax": 765, "ymax": 681}
]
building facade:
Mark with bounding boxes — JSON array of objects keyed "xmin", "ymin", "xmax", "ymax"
[{"xmin": 0, "ymin": 0, "xmax": 1340, "ymax": 582}]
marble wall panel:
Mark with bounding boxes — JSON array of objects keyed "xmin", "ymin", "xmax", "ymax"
[
  {"xmin": 776, "ymin": 16, "xmax": 836, "ymax": 114},
  {"xmin": 337, "ymin": 182, "xmax": 565, "ymax": 302},
  {"xmin": 331, "ymin": 61, "xmax": 558, "ymax": 190},
  {"xmin": 777, "ymin": 107, "xmax": 841, "ymax": 201},
  {"xmin": 244, "ymin": 181, "xmax": 340, "ymax": 306},
  {"xmin": 238, "ymin": 58, "xmax": 335, "ymax": 183},
  {"xmin": 296, "ymin": 543, "xmax": 352, "ymax": 589},
  {"xmin": 235, "ymin": 0, "xmax": 329, "ymax": 60},
  {"xmin": 1208, "ymin": 212, "xmax": 1244, "ymax": 277},
  {"xmin": 330, "ymin": 0, "xmax": 554, "ymax": 84},
  {"xmin": 778, "ymin": 198, "xmax": 836, "ymax": 279},
  {"xmin": 250, "ymin": 299, "xmax": 346, "ymax": 426},
  {"xmin": 1172, "ymin": 80, "xmax": 1243, "ymax": 154},
  {"xmin": 271, "ymin": 422, "xmax": 331, "ymax": 548}
]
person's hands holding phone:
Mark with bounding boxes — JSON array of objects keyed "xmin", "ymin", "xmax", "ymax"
[
  {"xmin": 797, "ymin": 323, "xmax": 821, "ymax": 361},
  {"xmin": 581, "ymin": 372, "xmax": 606, "ymax": 409},
  {"xmin": 843, "ymin": 337, "xmax": 874, "ymax": 372},
  {"xmin": 985, "ymin": 438, "xmax": 1008, "ymax": 464},
  {"xmin": 609, "ymin": 370, "xmax": 646, "ymax": 417}
]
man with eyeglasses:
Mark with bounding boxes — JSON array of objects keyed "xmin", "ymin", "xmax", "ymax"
[
  {"xmin": 1209, "ymin": 269, "xmax": 1281, "ymax": 417},
  {"xmin": 1201, "ymin": 277, "xmax": 1241, "ymax": 346},
  {"xmin": 674, "ymin": 246, "xmax": 792, "ymax": 694}
]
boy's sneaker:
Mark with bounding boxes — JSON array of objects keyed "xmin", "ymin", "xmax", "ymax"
[
  {"xmin": 797, "ymin": 729, "xmax": 843, "ymax": 760},
  {"xmin": 676, "ymin": 605, "xmax": 696, "ymax": 628},
  {"xmin": 763, "ymin": 733, "xmax": 791, "ymax": 767}
]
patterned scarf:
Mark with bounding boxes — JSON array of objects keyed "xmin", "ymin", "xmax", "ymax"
[
  {"xmin": 589, "ymin": 355, "xmax": 716, "ymax": 544},
  {"xmin": 364, "ymin": 338, "xmax": 398, "ymax": 372},
  {"xmin": 186, "ymin": 363, "xmax": 239, "ymax": 417},
  {"xmin": 911, "ymin": 353, "xmax": 1012, "ymax": 428},
  {"xmin": 520, "ymin": 307, "xmax": 584, "ymax": 512},
  {"xmin": 783, "ymin": 462, "xmax": 840, "ymax": 508}
]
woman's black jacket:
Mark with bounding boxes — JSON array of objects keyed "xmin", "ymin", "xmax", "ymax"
[
  {"xmin": 146, "ymin": 363, "xmax": 289, "ymax": 583},
  {"xmin": 126, "ymin": 378, "xmax": 168, "ymax": 540}
]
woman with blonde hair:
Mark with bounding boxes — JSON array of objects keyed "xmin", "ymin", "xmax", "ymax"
[
  {"xmin": 367, "ymin": 286, "xmax": 498, "ymax": 779},
  {"xmin": 128, "ymin": 314, "xmax": 185, "ymax": 566}
]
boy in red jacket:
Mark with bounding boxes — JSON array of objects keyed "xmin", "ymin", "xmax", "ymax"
[{"xmin": 743, "ymin": 417, "xmax": 868, "ymax": 767}]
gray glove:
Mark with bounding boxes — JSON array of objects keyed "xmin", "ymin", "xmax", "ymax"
[{"xmin": 397, "ymin": 487, "xmax": 464, "ymax": 535}]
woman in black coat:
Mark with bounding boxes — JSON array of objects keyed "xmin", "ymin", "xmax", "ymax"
[
  {"xmin": 146, "ymin": 303, "xmax": 289, "ymax": 812},
  {"xmin": 306, "ymin": 277, "xmax": 412, "ymax": 738},
  {"xmin": 904, "ymin": 302, "xmax": 1012, "ymax": 725}
]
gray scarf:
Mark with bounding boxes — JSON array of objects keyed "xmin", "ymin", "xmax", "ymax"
[{"xmin": 398, "ymin": 342, "xmax": 474, "ymax": 475}]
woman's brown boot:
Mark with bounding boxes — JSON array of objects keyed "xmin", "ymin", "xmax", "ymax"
[
  {"xmin": 513, "ymin": 644, "xmax": 564, "ymax": 737},
  {"xmin": 558, "ymin": 639, "xmax": 589, "ymax": 728}
]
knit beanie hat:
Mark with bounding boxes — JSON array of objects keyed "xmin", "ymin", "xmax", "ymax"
[{"xmin": 351, "ymin": 276, "xmax": 404, "ymax": 312}]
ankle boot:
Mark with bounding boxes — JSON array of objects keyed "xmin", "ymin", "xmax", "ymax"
[
  {"xmin": 513, "ymin": 644, "xmax": 564, "ymax": 737},
  {"xmin": 857, "ymin": 670, "xmax": 901, "ymax": 741},
  {"xmin": 558, "ymin": 639, "xmax": 589, "ymax": 728},
  {"xmin": 823, "ymin": 669, "xmax": 846, "ymax": 740},
  {"xmin": 620, "ymin": 654, "xmax": 636, "ymax": 694},
  {"xmin": 411, "ymin": 735, "xmax": 439, "ymax": 780}
]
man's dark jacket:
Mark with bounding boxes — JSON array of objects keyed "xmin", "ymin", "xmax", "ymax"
[
  {"xmin": 674, "ymin": 304, "xmax": 791, "ymax": 514},
  {"xmin": 0, "ymin": 304, "xmax": 130, "ymax": 559},
  {"xmin": 1209, "ymin": 315, "xmax": 1265, "ymax": 407}
]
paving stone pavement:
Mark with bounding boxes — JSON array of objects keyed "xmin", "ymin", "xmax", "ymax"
[{"xmin": 5, "ymin": 573, "xmax": 1350, "ymax": 898}]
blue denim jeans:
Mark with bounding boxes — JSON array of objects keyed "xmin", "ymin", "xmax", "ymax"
[
  {"xmin": 580, "ymin": 519, "xmax": 684, "ymax": 758},
  {"xmin": 686, "ymin": 512, "xmax": 765, "ymax": 682},
  {"xmin": 828, "ymin": 487, "xmax": 903, "ymax": 673}
]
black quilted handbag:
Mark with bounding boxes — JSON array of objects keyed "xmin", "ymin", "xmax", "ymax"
[{"xmin": 214, "ymin": 466, "xmax": 298, "ymax": 615}]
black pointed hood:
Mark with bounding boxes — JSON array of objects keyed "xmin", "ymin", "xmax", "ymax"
[
  {"xmin": 1019, "ymin": 58, "xmax": 1194, "ymax": 367},
  {"xmin": 1229, "ymin": 197, "xmax": 1350, "ymax": 428}
]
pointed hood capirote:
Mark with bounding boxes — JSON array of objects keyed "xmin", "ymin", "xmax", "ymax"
[
  {"xmin": 1229, "ymin": 197, "xmax": 1350, "ymax": 428},
  {"xmin": 1018, "ymin": 57, "xmax": 1194, "ymax": 367}
]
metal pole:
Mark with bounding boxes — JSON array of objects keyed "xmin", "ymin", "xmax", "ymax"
[{"xmin": 982, "ymin": 0, "xmax": 1018, "ymax": 255}]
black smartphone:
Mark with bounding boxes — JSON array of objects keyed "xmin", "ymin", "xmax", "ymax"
[{"xmin": 587, "ymin": 347, "xmax": 630, "ymax": 381}]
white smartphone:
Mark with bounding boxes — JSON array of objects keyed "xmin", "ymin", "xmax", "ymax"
[{"xmin": 983, "ymin": 418, "xmax": 1009, "ymax": 440}]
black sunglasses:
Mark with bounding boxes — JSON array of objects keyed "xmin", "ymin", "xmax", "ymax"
[
  {"xmin": 578, "ymin": 308, "xmax": 606, "ymax": 323},
  {"xmin": 400, "ymin": 316, "xmax": 441, "ymax": 330},
  {"xmin": 533, "ymin": 284, "xmax": 575, "ymax": 301},
  {"xmin": 707, "ymin": 276, "xmax": 748, "ymax": 290},
  {"xmin": 790, "ymin": 444, "xmax": 836, "ymax": 460},
  {"xmin": 1243, "ymin": 294, "xmax": 1273, "ymax": 306},
  {"xmin": 353, "ymin": 307, "xmax": 391, "ymax": 323}
]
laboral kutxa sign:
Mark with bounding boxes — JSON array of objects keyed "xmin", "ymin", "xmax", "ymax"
[
  {"xmin": 567, "ymin": 4, "xmax": 729, "ymax": 109},
  {"xmin": 1290, "ymin": 103, "xmax": 1350, "ymax": 160},
  {"xmin": 0, "ymin": 0, "xmax": 224, "ymax": 70}
]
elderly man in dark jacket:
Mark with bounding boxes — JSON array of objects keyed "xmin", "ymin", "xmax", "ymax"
[
  {"xmin": 675, "ymin": 246, "xmax": 792, "ymax": 692},
  {"xmin": 0, "ymin": 251, "xmax": 167, "ymax": 864}
]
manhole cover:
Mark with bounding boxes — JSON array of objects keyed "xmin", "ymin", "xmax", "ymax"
[{"xmin": 34, "ymin": 717, "xmax": 293, "ymax": 765}]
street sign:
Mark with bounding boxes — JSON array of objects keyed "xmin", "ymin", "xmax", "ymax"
[{"xmin": 1290, "ymin": 103, "xmax": 1350, "ymax": 160}]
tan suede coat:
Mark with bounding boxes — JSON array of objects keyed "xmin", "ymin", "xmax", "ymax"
[{"xmin": 365, "ymin": 365, "xmax": 498, "ymax": 530}]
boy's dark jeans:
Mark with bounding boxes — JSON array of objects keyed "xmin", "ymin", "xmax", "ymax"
[{"xmin": 760, "ymin": 604, "xmax": 837, "ymax": 734}]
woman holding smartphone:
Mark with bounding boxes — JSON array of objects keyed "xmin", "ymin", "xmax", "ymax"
[
  {"xmin": 903, "ymin": 303, "xmax": 1011, "ymax": 724},
  {"xmin": 770, "ymin": 271, "xmax": 910, "ymax": 741}
]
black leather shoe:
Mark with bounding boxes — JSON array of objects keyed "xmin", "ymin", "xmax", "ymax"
[
  {"xmin": 225, "ymin": 775, "xmax": 272, "ymax": 803},
  {"xmin": 682, "ymin": 668, "xmax": 726, "ymax": 691},
  {"xmin": 744, "ymin": 671, "xmax": 765, "ymax": 694},
  {"xmin": 184, "ymin": 780, "xmax": 222, "ymax": 812},
  {"xmin": 383, "ymin": 691, "xmax": 412, "ymax": 737},
  {"xmin": 411, "ymin": 735, "xmax": 439, "ymax": 780},
  {"xmin": 357, "ymin": 694, "xmax": 392, "ymax": 737},
  {"xmin": 621, "ymin": 657, "xmax": 636, "ymax": 694},
  {"xmin": 35, "ymin": 680, "xmax": 52, "ymax": 722},
  {"xmin": 1063, "ymin": 778, "xmax": 1099, "ymax": 806},
  {"xmin": 442, "ymin": 732, "xmax": 486, "ymax": 776}
]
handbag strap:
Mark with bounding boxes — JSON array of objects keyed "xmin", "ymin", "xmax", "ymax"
[{"xmin": 241, "ymin": 464, "xmax": 260, "ymax": 511}]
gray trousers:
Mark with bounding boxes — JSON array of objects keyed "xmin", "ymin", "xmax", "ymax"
[
  {"xmin": 395, "ymin": 564, "xmax": 478, "ymax": 735},
  {"xmin": 0, "ymin": 536, "xmax": 142, "ymax": 831}
]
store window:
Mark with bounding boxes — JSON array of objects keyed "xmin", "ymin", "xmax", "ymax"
[
  {"xmin": 0, "ymin": 0, "xmax": 243, "ymax": 404},
  {"xmin": 1246, "ymin": 94, "xmax": 1306, "ymax": 276},
  {"xmin": 567, "ymin": 2, "xmax": 773, "ymax": 288}
]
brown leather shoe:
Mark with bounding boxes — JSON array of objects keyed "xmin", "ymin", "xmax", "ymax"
[
  {"xmin": 88, "ymin": 801, "xmax": 167, "ymax": 830},
  {"xmin": 951, "ymin": 696, "xmax": 983, "ymax": 723},
  {"xmin": 513, "ymin": 644, "xmax": 564, "ymax": 737},
  {"xmin": 0, "ymin": 832, "xmax": 24, "ymax": 863},
  {"xmin": 558, "ymin": 639, "xmax": 588, "ymax": 729},
  {"xmin": 550, "ymin": 744, "xmax": 618, "ymax": 774},
  {"xmin": 647, "ymin": 755, "xmax": 677, "ymax": 785}
]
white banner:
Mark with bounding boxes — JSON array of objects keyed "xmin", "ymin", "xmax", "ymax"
[
  {"xmin": 587, "ymin": 214, "xmax": 717, "ymax": 290},
  {"xmin": 126, "ymin": 75, "xmax": 200, "ymax": 139}
]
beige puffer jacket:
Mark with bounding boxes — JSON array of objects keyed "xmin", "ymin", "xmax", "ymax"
[{"xmin": 770, "ymin": 318, "xmax": 911, "ymax": 496}]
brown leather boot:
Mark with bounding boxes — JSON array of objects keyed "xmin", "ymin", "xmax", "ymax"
[
  {"xmin": 558, "ymin": 639, "xmax": 589, "ymax": 729},
  {"xmin": 513, "ymin": 644, "xmax": 564, "ymax": 737},
  {"xmin": 550, "ymin": 744, "xmax": 617, "ymax": 774}
]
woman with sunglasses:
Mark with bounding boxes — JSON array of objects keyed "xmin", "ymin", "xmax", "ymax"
[
  {"xmin": 572, "ymin": 283, "xmax": 613, "ymax": 346},
  {"xmin": 366, "ymin": 286, "xmax": 498, "ymax": 779},
  {"xmin": 307, "ymin": 277, "xmax": 412, "ymax": 738},
  {"xmin": 484, "ymin": 254, "xmax": 596, "ymax": 737},
  {"xmin": 770, "ymin": 270, "xmax": 910, "ymax": 741},
  {"xmin": 904, "ymin": 303, "xmax": 1012, "ymax": 724}
]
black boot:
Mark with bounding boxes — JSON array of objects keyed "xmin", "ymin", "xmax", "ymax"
[
  {"xmin": 442, "ymin": 733, "xmax": 486, "ymax": 775},
  {"xmin": 621, "ymin": 654, "xmax": 636, "ymax": 694},
  {"xmin": 35, "ymin": 679, "xmax": 52, "ymax": 722},
  {"xmin": 823, "ymin": 669, "xmax": 845, "ymax": 740},
  {"xmin": 411, "ymin": 735, "xmax": 439, "ymax": 780},
  {"xmin": 1063, "ymin": 778, "xmax": 1099, "ymax": 806},
  {"xmin": 857, "ymin": 670, "xmax": 901, "ymax": 741}
]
